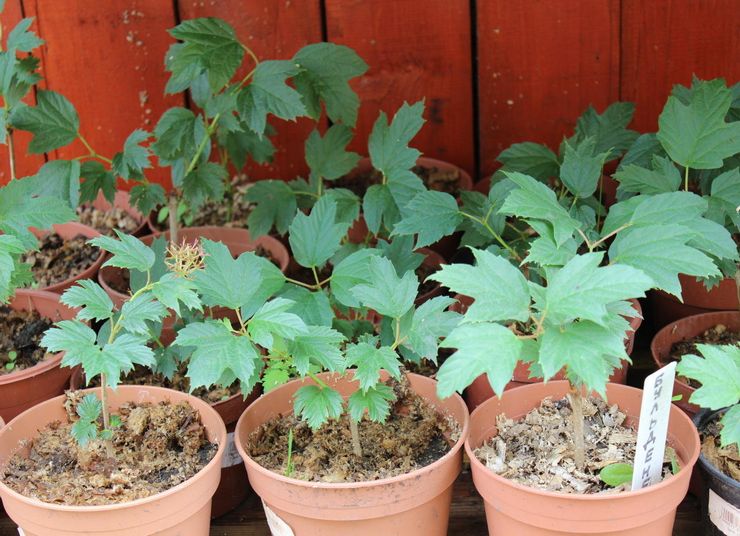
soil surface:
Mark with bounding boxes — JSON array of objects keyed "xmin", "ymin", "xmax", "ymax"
[
  {"xmin": 334, "ymin": 164, "xmax": 464, "ymax": 198},
  {"xmin": 248, "ymin": 377, "xmax": 459, "ymax": 482},
  {"xmin": 670, "ymin": 324, "xmax": 740, "ymax": 388},
  {"xmin": 0, "ymin": 306, "xmax": 52, "ymax": 375},
  {"xmin": 77, "ymin": 205, "xmax": 141, "ymax": 235},
  {"xmin": 475, "ymin": 395, "xmax": 674, "ymax": 494},
  {"xmin": 2, "ymin": 393, "xmax": 216, "ymax": 505},
  {"xmin": 701, "ymin": 414, "xmax": 740, "ymax": 481},
  {"xmin": 152, "ymin": 181, "xmax": 252, "ymax": 230},
  {"xmin": 21, "ymin": 234, "xmax": 101, "ymax": 288}
]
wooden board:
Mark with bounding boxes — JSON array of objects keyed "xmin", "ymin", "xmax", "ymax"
[
  {"xmin": 179, "ymin": 0, "xmax": 323, "ymax": 181},
  {"xmin": 324, "ymin": 0, "xmax": 476, "ymax": 178},
  {"xmin": 21, "ymin": 0, "xmax": 182, "ymax": 187},
  {"xmin": 621, "ymin": 0, "xmax": 740, "ymax": 133},
  {"xmin": 0, "ymin": 0, "xmax": 45, "ymax": 184},
  {"xmin": 476, "ymin": 0, "xmax": 620, "ymax": 177}
]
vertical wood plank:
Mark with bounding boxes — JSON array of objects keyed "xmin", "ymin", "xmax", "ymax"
[
  {"xmin": 324, "ymin": 0, "xmax": 475, "ymax": 177},
  {"xmin": 621, "ymin": 0, "xmax": 740, "ymax": 133},
  {"xmin": 0, "ymin": 0, "xmax": 45, "ymax": 184},
  {"xmin": 477, "ymin": 0, "xmax": 620, "ymax": 177},
  {"xmin": 179, "ymin": 0, "xmax": 323, "ymax": 180},
  {"xmin": 22, "ymin": 0, "xmax": 182, "ymax": 186}
]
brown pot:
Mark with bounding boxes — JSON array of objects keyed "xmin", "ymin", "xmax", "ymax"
[
  {"xmin": 468, "ymin": 380, "xmax": 700, "ymax": 535},
  {"xmin": 31, "ymin": 222, "xmax": 103, "ymax": 294},
  {"xmin": 648, "ymin": 275, "xmax": 739, "ymax": 331},
  {"xmin": 456, "ymin": 295, "xmax": 643, "ymax": 410},
  {"xmin": 0, "ymin": 290, "xmax": 77, "ymax": 422},
  {"xmin": 650, "ymin": 310, "xmax": 740, "ymax": 417},
  {"xmin": 88, "ymin": 190, "xmax": 147, "ymax": 237},
  {"xmin": 0, "ymin": 385, "xmax": 227, "ymax": 535},
  {"xmin": 234, "ymin": 372, "xmax": 469, "ymax": 535}
]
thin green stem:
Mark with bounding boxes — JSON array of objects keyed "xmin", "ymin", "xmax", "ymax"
[
  {"xmin": 6, "ymin": 129, "xmax": 16, "ymax": 181},
  {"xmin": 78, "ymin": 134, "xmax": 113, "ymax": 164},
  {"xmin": 307, "ymin": 371, "xmax": 329, "ymax": 389},
  {"xmin": 460, "ymin": 211, "xmax": 522, "ymax": 261},
  {"xmin": 311, "ymin": 266, "xmax": 321, "ymax": 288},
  {"xmin": 293, "ymin": 190, "xmax": 321, "ymax": 199},
  {"xmin": 684, "ymin": 166, "xmax": 690, "ymax": 191},
  {"xmin": 185, "ymin": 113, "xmax": 221, "ymax": 175},
  {"xmin": 284, "ymin": 276, "xmax": 320, "ymax": 290}
]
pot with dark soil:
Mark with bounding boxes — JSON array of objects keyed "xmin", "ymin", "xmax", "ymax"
[
  {"xmin": 77, "ymin": 190, "xmax": 146, "ymax": 237},
  {"xmin": 22, "ymin": 223, "xmax": 103, "ymax": 294},
  {"xmin": 0, "ymin": 289, "xmax": 77, "ymax": 422},
  {"xmin": 651, "ymin": 311, "xmax": 740, "ymax": 416}
]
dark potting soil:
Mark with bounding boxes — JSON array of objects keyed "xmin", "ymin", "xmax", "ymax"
[
  {"xmin": 670, "ymin": 324, "xmax": 740, "ymax": 388},
  {"xmin": 152, "ymin": 182, "xmax": 252, "ymax": 230},
  {"xmin": 21, "ymin": 234, "xmax": 101, "ymax": 288},
  {"xmin": 701, "ymin": 414, "xmax": 740, "ymax": 481},
  {"xmin": 248, "ymin": 377, "xmax": 460, "ymax": 483},
  {"xmin": 475, "ymin": 395, "xmax": 676, "ymax": 494},
  {"xmin": 2, "ymin": 393, "xmax": 216, "ymax": 505},
  {"xmin": 416, "ymin": 261, "xmax": 441, "ymax": 299},
  {"xmin": 334, "ymin": 164, "xmax": 464, "ymax": 198},
  {"xmin": 0, "ymin": 306, "xmax": 52, "ymax": 375},
  {"xmin": 76, "ymin": 205, "xmax": 141, "ymax": 235}
]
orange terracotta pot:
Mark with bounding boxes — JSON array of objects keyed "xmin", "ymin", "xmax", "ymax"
[
  {"xmin": 0, "ymin": 290, "xmax": 77, "ymax": 422},
  {"xmin": 88, "ymin": 190, "xmax": 147, "ymax": 236},
  {"xmin": 467, "ymin": 381, "xmax": 700, "ymax": 535},
  {"xmin": 0, "ymin": 385, "xmax": 226, "ymax": 535},
  {"xmin": 651, "ymin": 311, "xmax": 740, "ymax": 417},
  {"xmin": 648, "ymin": 275, "xmax": 739, "ymax": 330},
  {"xmin": 31, "ymin": 222, "xmax": 103, "ymax": 294},
  {"xmin": 455, "ymin": 295, "xmax": 643, "ymax": 410},
  {"xmin": 234, "ymin": 372, "xmax": 469, "ymax": 535}
]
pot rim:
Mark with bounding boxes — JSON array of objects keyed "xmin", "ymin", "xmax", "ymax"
[
  {"xmin": 235, "ymin": 371, "xmax": 470, "ymax": 490},
  {"xmin": 0, "ymin": 384, "xmax": 227, "ymax": 512},
  {"xmin": 465, "ymin": 380, "xmax": 701, "ymax": 502},
  {"xmin": 693, "ymin": 407, "xmax": 740, "ymax": 487}
]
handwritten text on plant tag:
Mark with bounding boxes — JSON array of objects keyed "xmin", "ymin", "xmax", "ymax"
[{"xmin": 631, "ymin": 361, "xmax": 676, "ymax": 491}]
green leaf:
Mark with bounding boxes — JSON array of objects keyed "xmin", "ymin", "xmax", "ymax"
[
  {"xmin": 438, "ymin": 322, "xmax": 522, "ymax": 397},
  {"xmin": 619, "ymin": 133, "xmax": 666, "ymax": 171},
  {"xmin": 323, "ymin": 188, "xmax": 360, "ymax": 227},
  {"xmin": 278, "ymin": 285, "xmax": 334, "ymax": 327},
  {"xmin": 525, "ymin": 230, "xmax": 578, "ymax": 268},
  {"xmin": 573, "ymin": 102, "xmax": 639, "ymax": 158},
  {"xmin": 351, "ymin": 255, "xmax": 417, "ymax": 318},
  {"xmin": 247, "ymin": 297, "xmax": 307, "ymax": 349},
  {"xmin": 330, "ymin": 248, "xmax": 380, "ymax": 308},
  {"xmin": 657, "ymin": 80, "xmax": 740, "ymax": 169},
  {"xmin": 430, "ymin": 248, "xmax": 530, "ymax": 323},
  {"xmin": 405, "ymin": 296, "xmax": 461, "ymax": 361},
  {"xmin": 293, "ymin": 43, "xmax": 368, "ymax": 127},
  {"xmin": 112, "ymin": 129, "xmax": 151, "ymax": 180},
  {"xmin": 182, "ymin": 162, "xmax": 227, "ymax": 209},
  {"xmin": 683, "ymin": 218, "xmax": 738, "ymax": 261},
  {"xmin": 560, "ymin": 138, "xmax": 609, "ymax": 198},
  {"xmin": 151, "ymin": 273, "xmax": 202, "ymax": 316},
  {"xmin": 119, "ymin": 294, "xmax": 168, "ymax": 335},
  {"xmin": 677, "ymin": 344, "xmax": 740, "ymax": 411},
  {"xmin": 224, "ymin": 123, "xmax": 275, "ymax": 169},
  {"xmin": 24, "ymin": 160, "xmax": 81, "ymax": 208},
  {"xmin": 42, "ymin": 320, "xmax": 98, "ymax": 366},
  {"xmin": 175, "ymin": 320, "xmax": 260, "ymax": 389},
  {"xmin": 129, "ymin": 183, "xmax": 166, "ymax": 215},
  {"xmin": 245, "ymin": 180, "xmax": 297, "ymax": 237},
  {"xmin": 151, "ymin": 107, "xmax": 199, "ymax": 161},
  {"xmin": 500, "ymin": 172, "xmax": 581, "ymax": 246},
  {"xmin": 614, "ymin": 155, "xmax": 681, "ymax": 196},
  {"xmin": 369, "ymin": 101, "xmax": 425, "ymax": 184},
  {"xmin": 602, "ymin": 190, "xmax": 707, "ymax": 234},
  {"xmin": 377, "ymin": 236, "xmax": 424, "ymax": 275},
  {"xmin": 262, "ymin": 361, "xmax": 291, "ymax": 392},
  {"xmin": 305, "ymin": 125, "xmax": 361, "ymax": 181},
  {"xmin": 346, "ymin": 342, "xmax": 400, "ymax": 392},
  {"xmin": 10, "ymin": 90, "xmax": 79, "ymax": 153},
  {"xmin": 600, "ymin": 463, "xmax": 634, "ymax": 487},
  {"xmin": 60, "ymin": 280, "xmax": 114, "ymax": 321},
  {"xmin": 79, "ymin": 161, "xmax": 115, "ymax": 204},
  {"xmin": 348, "ymin": 384, "xmax": 395, "ymax": 422},
  {"xmin": 91, "ymin": 231, "xmax": 155, "ymax": 273},
  {"xmin": 363, "ymin": 183, "xmax": 400, "ymax": 235},
  {"xmin": 288, "ymin": 196, "xmax": 348, "ymax": 268},
  {"xmin": 239, "ymin": 60, "xmax": 307, "ymax": 136},
  {"xmin": 496, "ymin": 142, "xmax": 560, "ymax": 182},
  {"xmin": 288, "ymin": 325, "xmax": 345, "ymax": 375},
  {"xmin": 167, "ymin": 17, "xmax": 244, "ymax": 92},
  {"xmin": 720, "ymin": 405, "xmax": 740, "ymax": 448},
  {"xmin": 709, "ymin": 168, "xmax": 740, "ymax": 231},
  {"xmin": 294, "ymin": 385, "xmax": 344, "ymax": 429},
  {"xmin": 7, "ymin": 18, "xmax": 43, "ymax": 52},
  {"xmin": 392, "ymin": 190, "xmax": 462, "ymax": 249}
]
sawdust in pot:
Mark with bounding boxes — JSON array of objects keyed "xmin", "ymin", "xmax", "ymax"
[
  {"xmin": 248, "ymin": 377, "xmax": 460, "ymax": 483},
  {"xmin": 334, "ymin": 165, "xmax": 463, "ymax": 198},
  {"xmin": 475, "ymin": 396, "xmax": 676, "ymax": 494},
  {"xmin": 21, "ymin": 234, "xmax": 101, "ymax": 288},
  {"xmin": 700, "ymin": 413, "xmax": 740, "ymax": 481},
  {"xmin": 0, "ymin": 306, "xmax": 52, "ymax": 374},
  {"xmin": 76, "ymin": 205, "xmax": 141, "ymax": 235},
  {"xmin": 1, "ymin": 393, "xmax": 217, "ymax": 505}
]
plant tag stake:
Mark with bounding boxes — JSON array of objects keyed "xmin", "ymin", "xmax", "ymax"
[
  {"xmin": 262, "ymin": 500, "xmax": 296, "ymax": 536},
  {"xmin": 709, "ymin": 489, "xmax": 740, "ymax": 535},
  {"xmin": 630, "ymin": 362, "xmax": 676, "ymax": 491}
]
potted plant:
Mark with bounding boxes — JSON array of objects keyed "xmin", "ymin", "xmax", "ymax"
[
  {"xmin": 0, "ymin": 233, "xmax": 227, "ymax": 534},
  {"xmin": 612, "ymin": 77, "xmax": 740, "ymax": 327}
]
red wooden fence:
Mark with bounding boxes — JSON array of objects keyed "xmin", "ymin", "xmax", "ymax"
[{"xmin": 2, "ymin": 0, "xmax": 739, "ymax": 185}]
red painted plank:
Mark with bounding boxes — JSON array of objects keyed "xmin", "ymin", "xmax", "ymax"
[
  {"xmin": 0, "ymin": 0, "xmax": 45, "ymax": 184},
  {"xmin": 179, "ymin": 0, "xmax": 323, "ymax": 180},
  {"xmin": 621, "ymin": 0, "xmax": 740, "ymax": 133},
  {"xmin": 477, "ymin": 0, "xmax": 620, "ymax": 177},
  {"xmin": 22, "ymin": 0, "xmax": 182, "ymax": 187},
  {"xmin": 324, "ymin": 0, "xmax": 475, "ymax": 178}
]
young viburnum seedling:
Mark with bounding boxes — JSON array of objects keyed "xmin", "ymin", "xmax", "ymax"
[{"xmin": 40, "ymin": 233, "xmax": 202, "ymax": 447}]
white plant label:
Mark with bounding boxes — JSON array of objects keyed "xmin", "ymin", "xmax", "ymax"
[
  {"xmin": 17, "ymin": 529, "xmax": 25, "ymax": 536},
  {"xmin": 221, "ymin": 432, "xmax": 243, "ymax": 468},
  {"xmin": 631, "ymin": 361, "xmax": 676, "ymax": 491},
  {"xmin": 262, "ymin": 500, "xmax": 295, "ymax": 536},
  {"xmin": 709, "ymin": 489, "xmax": 740, "ymax": 535}
]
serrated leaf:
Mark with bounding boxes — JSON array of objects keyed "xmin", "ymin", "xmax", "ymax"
[
  {"xmin": 683, "ymin": 217, "xmax": 738, "ymax": 261},
  {"xmin": 405, "ymin": 296, "xmax": 461, "ymax": 360},
  {"xmin": 348, "ymin": 384, "xmax": 395, "ymax": 422},
  {"xmin": 288, "ymin": 325, "xmax": 345, "ymax": 375},
  {"xmin": 496, "ymin": 142, "xmax": 559, "ymax": 182},
  {"xmin": 614, "ymin": 155, "xmax": 681, "ymax": 197},
  {"xmin": 182, "ymin": 162, "xmax": 227, "ymax": 209},
  {"xmin": 346, "ymin": 342, "xmax": 400, "ymax": 392},
  {"xmin": 600, "ymin": 463, "xmax": 634, "ymax": 487},
  {"xmin": 91, "ymin": 231, "xmax": 155, "ymax": 273},
  {"xmin": 151, "ymin": 107, "xmax": 199, "ymax": 162},
  {"xmin": 42, "ymin": 320, "xmax": 98, "ymax": 367},
  {"xmin": 305, "ymin": 125, "xmax": 361, "ymax": 182},
  {"xmin": 573, "ymin": 102, "xmax": 639, "ymax": 158},
  {"xmin": 247, "ymin": 297, "xmax": 307, "ymax": 349},
  {"xmin": 560, "ymin": 138, "xmax": 608, "ymax": 198},
  {"xmin": 262, "ymin": 361, "xmax": 291, "ymax": 392},
  {"xmin": 619, "ymin": 133, "xmax": 666, "ymax": 171},
  {"xmin": 602, "ymin": 190, "xmax": 708, "ymax": 234},
  {"xmin": 323, "ymin": 188, "xmax": 360, "ymax": 227},
  {"xmin": 330, "ymin": 248, "xmax": 380, "ymax": 308},
  {"xmin": 24, "ymin": 160, "xmax": 81, "ymax": 208},
  {"xmin": 438, "ymin": 322, "xmax": 522, "ymax": 398},
  {"xmin": 369, "ymin": 101, "xmax": 425, "ymax": 184},
  {"xmin": 245, "ymin": 180, "xmax": 297, "ymax": 237},
  {"xmin": 709, "ymin": 168, "xmax": 740, "ymax": 231},
  {"xmin": 112, "ymin": 129, "xmax": 151, "ymax": 180},
  {"xmin": 119, "ymin": 294, "xmax": 168, "ymax": 335},
  {"xmin": 288, "ymin": 196, "xmax": 348, "ymax": 268},
  {"xmin": 278, "ymin": 285, "xmax": 334, "ymax": 327},
  {"xmin": 129, "ymin": 183, "xmax": 166, "ymax": 215},
  {"xmin": 377, "ymin": 236, "xmax": 424, "ymax": 275},
  {"xmin": 239, "ymin": 60, "xmax": 306, "ymax": 135},
  {"xmin": 677, "ymin": 344, "xmax": 740, "ymax": 411},
  {"xmin": 392, "ymin": 190, "xmax": 462, "ymax": 249},
  {"xmin": 10, "ymin": 90, "xmax": 79, "ymax": 153},
  {"xmin": 720, "ymin": 405, "xmax": 740, "ymax": 448},
  {"xmin": 60, "ymin": 280, "xmax": 114, "ymax": 321},
  {"xmin": 430, "ymin": 248, "xmax": 530, "ymax": 323},
  {"xmin": 151, "ymin": 273, "xmax": 202, "ymax": 316},
  {"xmin": 294, "ymin": 385, "xmax": 344, "ymax": 429},
  {"xmin": 363, "ymin": 183, "xmax": 400, "ymax": 235},
  {"xmin": 224, "ymin": 123, "xmax": 275, "ymax": 169},
  {"xmin": 351, "ymin": 255, "xmax": 417, "ymax": 318},
  {"xmin": 7, "ymin": 18, "xmax": 43, "ymax": 52},
  {"xmin": 525, "ymin": 233, "xmax": 578, "ymax": 268}
]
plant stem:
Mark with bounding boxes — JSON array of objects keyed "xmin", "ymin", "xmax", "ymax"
[
  {"xmin": 7, "ymin": 130, "xmax": 16, "ymax": 181},
  {"xmin": 349, "ymin": 417, "xmax": 363, "ymax": 457},
  {"xmin": 735, "ymin": 266, "xmax": 740, "ymax": 314},
  {"xmin": 459, "ymin": 211, "xmax": 521, "ymax": 261},
  {"xmin": 684, "ymin": 166, "xmax": 690, "ymax": 191},
  {"xmin": 284, "ymin": 276, "xmax": 321, "ymax": 290},
  {"xmin": 568, "ymin": 385, "xmax": 586, "ymax": 471},
  {"xmin": 285, "ymin": 428, "xmax": 295, "ymax": 477},
  {"xmin": 78, "ymin": 134, "xmax": 113, "ymax": 164},
  {"xmin": 311, "ymin": 266, "xmax": 321, "ymax": 287},
  {"xmin": 168, "ymin": 194, "xmax": 179, "ymax": 245},
  {"xmin": 185, "ymin": 113, "xmax": 221, "ymax": 176}
]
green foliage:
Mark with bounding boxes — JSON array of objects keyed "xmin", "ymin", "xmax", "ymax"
[
  {"xmin": 11, "ymin": 89, "xmax": 79, "ymax": 153},
  {"xmin": 599, "ymin": 463, "xmax": 633, "ymax": 487},
  {"xmin": 305, "ymin": 124, "xmax": 361, "ymax": 182},
  {"xmin": 392, "ymin": 190, "xmax": 462, "ymax": 249},
  {"xmin": 294, "ymin": 385, "xmax": 344, "ymax": 430},
  {"xmin": 289, "ymin": 197, "xmax": 348, "ymax": 269},
  {"xmin": 351, "ymin": 256, "xmax": 417, "ymax": 318},
  {"xmin": 71, "ymin": 394, "xmax": 103, "ymax": 447}
]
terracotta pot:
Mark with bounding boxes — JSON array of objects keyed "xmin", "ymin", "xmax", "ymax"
[
  {"xmin": 456, "ymin": 295, "xmax": 643, "ymax": 410},
  {"xmin": 0, "ymin": 385, "xmax": 227, "ymax": 535},
  {"xmin": 30, "ymin": 222, "xmax": 103, "ymax": 294},
  {"xmin": 234, "ymin": 372, "xmax": 469, "ymax": 535},
  {"xmin": 649, "ymin": 275, "xmax": 739, "ymax": 331},
  {"xmin": 468, "ymin": 380, "xmax": 700, "ymax": 535},
  {"xmin": 651, "ymin": 311, "xmax": 740, "ymax": 417},
  {"xmin": 0, "ymin": 290, "xmax": 77, "ymax": 422}
]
